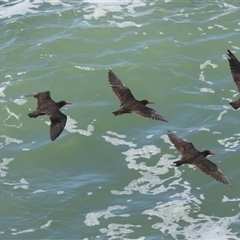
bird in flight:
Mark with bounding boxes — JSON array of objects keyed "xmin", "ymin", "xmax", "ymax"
[
  {"xmin": 167, "ymin": 131, "xmax": 232, "ymax": 187},
  {"xmin": 26, "ymin": 91, "xmax": 72, "ymax": 141},
  {"xmin": 108, "ymin": 69, "xmax": 168, "ymax": 122}
]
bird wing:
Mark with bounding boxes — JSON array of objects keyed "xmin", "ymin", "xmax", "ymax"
[
  {"xmin": 25, "ymin": 91, "xmax": 51, "ymax": 100},
  {"xmin": 49, "ymin": 110, "xmax": 67, "ymax": 141},
  {"xmin": 25, "ymin": 91, "xmax": 53, "ymax": 105},
  {"xmin": 167, "ymin": 131, "xmax": 198, "ymax": 156},
  {"xmin": 133, "ymin": 105, "xmax": 168, "ymax": 122},
  {"xmin": 108, "ymin": 70, "xmax": 135, "ymax": 105},
  {"xmin": 193, "ymin": 158, "xmax": 232, "ymax": 186},
  {"xmin": 227, "ymin": 50, "xmax": 240, "ymax": 93}
]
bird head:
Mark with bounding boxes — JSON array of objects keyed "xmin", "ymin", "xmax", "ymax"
[
  {"xmin": 141, "ymin": 100, "xmax": 155, "ymax": 105},
  {"xmin": 203, "ymin": 150, "xmax": 216, "ymax": 157},
  {"xmin": 58, "ymin": 101, "xmax": 73, "ymax": 108}
]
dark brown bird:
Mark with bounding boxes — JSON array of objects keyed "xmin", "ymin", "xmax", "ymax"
[
  {"xmin": 25, "ymin": 91, "xmax": 72, "ymax": 141},
  {"xmin": 167, "ymin": 131, "xmax": 232, "ymax": 187},
  {"xmin": 227, "ymin": 49, "xmax": 240, "ymax": 109},
  {"xmin": 108, "ymin": 69, "xmax": 168, "ymax": 122}
]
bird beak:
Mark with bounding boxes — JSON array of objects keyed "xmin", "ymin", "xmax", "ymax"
[
  {"xmin": 210, "ymin": 152, "xmax": 216, "ymax": 155},
  {"xmin": 148, "ymin": 101, "xmax": 155, "ymax": 104},
  {"xmin": 66, "ymin": 102, "xmax": 73, "ymax": 105}
]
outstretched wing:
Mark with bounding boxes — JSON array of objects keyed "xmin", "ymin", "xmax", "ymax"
[
  {"xmin": 133, "ymin": 105, "xmax": 168, "ymax": 122},
  {"xmin": 49, "ymin": 110, "xmax": 67, "ymax": 141},
  {"xmin": 193, "ymin": 158, "xmax": 232, "ymax": 186},
  {"xmin": 167, "ymin": 131, "xmax": 198, "ymax": 156},
  {"xmin": 25, "ymin": 91, "xmax": 53, "ymax": 106},
  {"xmin": 227, "ymin": 49, "xmax": 240, "ymax": 93},
  {"xmin": 108, "ymin": 70, "xmax": 135, "ymax": 105}
]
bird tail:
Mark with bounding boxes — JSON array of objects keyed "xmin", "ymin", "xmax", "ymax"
[{"xmin": 229, "ymin": 100, "xmax": 240, "ymax": 110}]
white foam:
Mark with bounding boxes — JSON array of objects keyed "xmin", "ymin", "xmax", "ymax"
[
  {"xmin": 123, "ymin": 145, "xmax": 161, "ymax": 162},
  {"xmin": 12, "ymin": 229, "xmax": 35, "ymax": 236},
  {"xmin": 102, "ymin": 131, "xmax": 136, "ymax": 147},
  {"xmin": 199, "ymin": 88, "xmax": 215, "ymax": 93},
  {"xmin": 40, "ymin": 220, "xmax": 53, "ymax": 229},
  {"xmin": 13, "ymin": 98, "xmax": 27, "ymax": 105},
  {"xmin": 83, "ymin": 0, "xmax": 146, "ymax": 22},
  {"xmin": 217, "ymin": 110, "xmax": 228, "ymax": 121},
  {"xmin": 222, "ymin": 195, "xmax": 240, "ymax": 202},
  {"xmin": 4, "ymin": 178, "xmax": 29, "ymax": 189},
  {"xmin": 198, "ymin": 127, "xmax": 210, "ymax": 131},
  {"xmin": 102, "ymin": 135, "xmax": 136, "ymax": 147},
  {"xmin": 146, "ymin": 134, "xmax": 154, "ymax": 139},
  {"xmin": 0, "ymin": 81, "xmax": 11, "ymax": 97},
  {"xmin": 100, "ymin": 223, "xmax": 142, "ymax": 239},
  {"xmin": 3, "ymin": 107, "xmax": 23, "ymax": 128},
  {"xmin": 0, "ymin": 158, "xmax": 14, "ymax": 177},
  {"xmin": 111, "ymin": 152, "xmax": 181, "ymax": 196},
  {"xmin": 75, "ymin": 65, "xmax": 95, "ymax": 71},
  {"xmin": 57, "ymin": 191, "xmax": 64, "ymax": 195},
  {"xmin": 0, "ymin": 1, "xmax": 38, "ymax": 20},
  {"xmin": 33, "ymin": 189, "xmax": 47, "ymax": 194},
  {"xmin": 107, "ymin": 20, "xmax": 142, "ymax": 28},
  {"xmin": 84, "ymin": 205, "xmax": 129, "ymax": 226},
  {"xmin": 0, "ymin": 0, "xmax": 72, "ymax": 20},
  {"xmin": 147, "ymin": 206, "xmax": 239, "ymax": 240},
  {"xmin": 214, "ymin": 24, "xmax": 228, "ymax": 30},
  {"xmin": 14, "ymin": 178, "xmax": 29, "ymax": 190},
  {"xmin": 200, "ymin": 60, "xmax": 218, "ymax": 70},
  {"xmin": 106, "ymin": 131, "xmax": 126, "ymax": 139},
  {"xmin": 64, "ymin": 116, "xmax": 94, "ymax": 136},
  {"xmin": 218, "ymin": 136, "xmax": 239, "ymax": 150},
  {"xmin": 6, "ymin": 107, "xmax": 19, "ymax": 120},
  {"xmin": 0, "ymin": 135, "xmax": 23, "ymax": 145},
  {"xmin": 223, "ymin": 2, "xmax": 238, "ymax": 9},
  {"xmin": 199, "ymin": 71, "xmax": 213, "ymax": 85}
]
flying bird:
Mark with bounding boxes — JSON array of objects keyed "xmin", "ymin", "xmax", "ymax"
[
  {"xmin": 25, "ymin": 91, "xmax": 72, "ymax": 141},
  {"xmin": 108, "ymin": 69, "xmax": 168, "ymax": 122},
  {"xmin": 167, "ymin": 131, "xmax": 232, "ymax": 187},
  {"xmin": 226, "ymin": 49, "xmax": 240, "ymax": 109}
]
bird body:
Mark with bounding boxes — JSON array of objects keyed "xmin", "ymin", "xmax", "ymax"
[
  {"xmin": 108, "ymin": 69, "xmax": 168, "ymax": 122},
  {"xmin": 226, "ymin": 49, "xmax": 240, "ymax": 109},
  {"xmin": 167, "ymin": 131, "xmax": 232, "ymax": 187},
  {"xmin": 26, "ymin": 91, "xmax": 72, "ymax": 141}
]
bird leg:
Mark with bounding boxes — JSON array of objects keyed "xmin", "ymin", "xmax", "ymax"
[{"xmin": 28, "ymin": 111, "xmax": 45, "ymax": 118}]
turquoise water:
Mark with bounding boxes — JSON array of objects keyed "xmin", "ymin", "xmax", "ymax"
[{"xmin": 1, "ymin": 1, "xmax": 240, "ymax": 239}]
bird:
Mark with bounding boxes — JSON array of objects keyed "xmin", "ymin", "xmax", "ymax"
[
  {"xmin": 25, "ymin": 91, "xmax": 72, "ymax": 141},
  {"xmin": 108, "ymin": 69, "xmax": 168, "ymax": 122},
  {"xmin": 226, "ymin": 49, "xmax": 240, "ymax": 109},
  {"xmin": 167, "ymin": 131, "xmax": 232, "ymax": 187}
]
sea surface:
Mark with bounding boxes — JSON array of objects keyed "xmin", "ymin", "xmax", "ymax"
[{"xmin": 1, "ymin": 1, "xmax": 240, "ymax": 239}]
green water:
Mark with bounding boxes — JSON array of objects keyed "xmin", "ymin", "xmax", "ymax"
[{"xmin": 1, "ymin": 1, "xmax": 240, "ymax": 239}]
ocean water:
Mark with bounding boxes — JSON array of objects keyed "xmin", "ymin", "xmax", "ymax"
[{"xmin": 1, "ymin": 0, "xmax": 240, "ymax": 239}]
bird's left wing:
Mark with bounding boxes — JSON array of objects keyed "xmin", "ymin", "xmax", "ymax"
[
  {"xmin": 227, "ymin": 50, "xmax": 240, "ymax": 93},
  {"xmin": 193, "ymin": 159, "xmax": 232, "ymax": 186},
  {"xmin": 133, "ymin": 105, "xmax": 168, "ymax": 122},
  {"xmin": 49, "ymin": 111, "xmax": 67, "ymax": 141}
]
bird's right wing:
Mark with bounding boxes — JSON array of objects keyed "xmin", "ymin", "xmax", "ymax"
[{"xmin": 108, "ymin": 70, "xmax": 135, "ymax": 105}]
